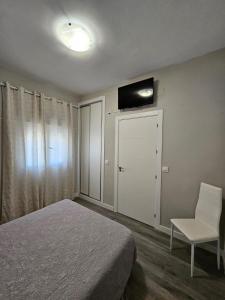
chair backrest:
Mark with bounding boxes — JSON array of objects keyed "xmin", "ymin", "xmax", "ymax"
[{"xmin": 195, "ymin": 183, "xmax": 222, "ymax": 234}]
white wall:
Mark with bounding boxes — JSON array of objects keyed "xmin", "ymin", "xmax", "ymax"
[
  {"xmin": 0, "ymin": 66, "xmax": 80, "ymax": 104},
  {"xmin": 81, "ymin": 48, "xmax": 225, "ymax": 227}
]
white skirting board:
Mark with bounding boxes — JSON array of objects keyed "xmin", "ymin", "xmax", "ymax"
[{"xmin": 77, "ymin": 193, "xmax": 114, "ymax": 211}]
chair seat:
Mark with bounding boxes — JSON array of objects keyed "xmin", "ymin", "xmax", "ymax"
[{"xmin": 171, "ymin": 218, "xmax": 218, "ymax": 243}]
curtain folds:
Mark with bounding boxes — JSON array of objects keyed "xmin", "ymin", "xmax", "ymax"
[{"xmin": 0, "ymin": 83, "xmax": 76, "ymax": 223}]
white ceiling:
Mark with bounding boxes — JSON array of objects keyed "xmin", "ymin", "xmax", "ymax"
[{"xmin": 0, "ymin": 0, "xmax": 225, "ymax": 95}]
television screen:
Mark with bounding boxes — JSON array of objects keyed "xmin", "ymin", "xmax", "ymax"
[{"xmin": 118, "ymin": 77, "xmax": 154, "ymax": 109}]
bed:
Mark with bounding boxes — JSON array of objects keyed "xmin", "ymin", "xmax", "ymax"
[{"xmin": 0, "ymin": 199, "xmax": 136, "ymax": 300}]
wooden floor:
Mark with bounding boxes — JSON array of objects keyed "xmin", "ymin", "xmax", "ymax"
[{"xmin": 74, "ymin": 198, "xmax": 225, "ymax": 300}]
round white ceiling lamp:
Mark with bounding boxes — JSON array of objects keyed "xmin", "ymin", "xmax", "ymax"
[{"xmin": 57, "ymin": 22, "xmax": 93, "ymax": 52}]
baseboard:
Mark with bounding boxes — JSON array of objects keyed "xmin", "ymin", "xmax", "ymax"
[
  {"xmin": 156, "ymin": 225, "xmax": 220, "ymax": 256},
  {"xmin": 199, "ymin": 243, "xmax": 218, "ymax": 255},
  {"xmin": 78, "ymin": 194, "xmax": 114, "ymax": 211},
  {"xmin": 156, "ymin": 225, "xmax": 187, "ymax": 242}
]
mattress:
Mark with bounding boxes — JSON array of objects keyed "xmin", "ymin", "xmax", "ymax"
[{"xmin": 0, "ymin": 199, "xmax": 136, "ymax": 300}]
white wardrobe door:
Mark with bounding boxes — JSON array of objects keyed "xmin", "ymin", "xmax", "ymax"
[
  {"xmin": 80, "ymin": 106, "xmax": 90, "ymax": 195},
  {"xmin": 89, "ymin": 102, "xmax": 102, "ymax": 200}
]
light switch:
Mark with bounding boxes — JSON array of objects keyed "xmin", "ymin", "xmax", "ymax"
[
  {"xmin": 162, "ymin": 166, "xmax": 169, "ymax": 173},
  {"xmin": 105, "ymin": 160, "xmax": 109, "ymax": 165}
]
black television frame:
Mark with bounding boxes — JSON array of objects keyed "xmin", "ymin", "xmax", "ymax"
[{"xmin": 118, "ymin": 77, "xmax": 154, "ymax": 109}]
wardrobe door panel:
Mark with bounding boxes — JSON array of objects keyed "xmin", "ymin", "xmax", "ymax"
[
  {"xmin": 89, "ymin": 102, "xmax": 102, "ymax": 200},
  {"xmin": 80, "ymin": 106, "xmax": 90, "ymax": 195}
]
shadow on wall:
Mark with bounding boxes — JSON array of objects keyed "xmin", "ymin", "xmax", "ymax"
[
  {"xmin": 153, "ymin": 79, "xmax": 159, "ymax": 107},
  {"xmin": 220, "ymin": 198, "xmax": 225, "ymax": 249}
]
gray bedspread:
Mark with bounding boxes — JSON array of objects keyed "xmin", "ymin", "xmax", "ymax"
[{"xmin": 0, "ymin": 199, "xmax": 136, "ymax": 300}]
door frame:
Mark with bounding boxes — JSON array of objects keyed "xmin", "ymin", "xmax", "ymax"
[
  {"xmin": 114, "ymin": 109, "xmax": 163, "ymax": 227},
  {"xmin": 77, "ymin": 96, "xmax": 106, "ymax": 207}
]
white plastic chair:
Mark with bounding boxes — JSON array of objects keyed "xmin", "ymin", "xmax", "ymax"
[{"xmin": 170, "ymin": 182, "xmax": 222, "ymax": 277}]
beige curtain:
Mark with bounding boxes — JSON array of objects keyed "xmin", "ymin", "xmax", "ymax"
[{"xmin": 1, "ymin": 83, "xmax": 76, "ymax": 223}]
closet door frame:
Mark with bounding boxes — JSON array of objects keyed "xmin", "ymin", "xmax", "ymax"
[{"xmin": 77, "ymin": 96, "xmax": 107, "ymax": 208}]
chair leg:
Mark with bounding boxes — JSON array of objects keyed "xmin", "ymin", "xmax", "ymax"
[
  {"xmin": 217, "ymin": 239, "xmax": 220, "ymax": 270},
  {"xmin": 191, "ymin": 243, "xmax": 195, "ymax": 277},
  {"xmin": 170, "ymin": 223, "xmax": 174, "ymax": 251}
]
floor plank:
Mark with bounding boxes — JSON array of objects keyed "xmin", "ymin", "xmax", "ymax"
[{"xmin": 74, "ymin": 198, "xmax": 225, "ymax": 300}]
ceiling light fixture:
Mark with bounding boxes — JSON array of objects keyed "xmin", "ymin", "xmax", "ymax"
[
  {"xmin": 57, "ymin": 22, "xmax": 93, "ymax": 52},
  {"xmin": 137, "ymin": 88, "xmax": 153, "ymax": 97}
]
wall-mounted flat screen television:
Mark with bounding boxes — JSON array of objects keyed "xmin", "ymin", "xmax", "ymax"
[{"xmin": 118, "ymin": 77, "xmax": 154, "ymax": 109}]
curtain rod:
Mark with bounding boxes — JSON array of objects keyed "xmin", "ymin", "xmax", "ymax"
[{"xmin": 0, "ymin": 81, "xmax": 78, "ymax": 109}]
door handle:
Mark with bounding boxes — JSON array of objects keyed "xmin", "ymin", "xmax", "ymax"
[{"xmin": 118, "ymin": 166, "xmax": 125, "ymax": 172}]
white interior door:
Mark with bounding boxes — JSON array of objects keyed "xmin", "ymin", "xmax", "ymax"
[
  {"xmin": 80, "ymin": 106, "xmax": 90, "ymax": 195},
  {"xmin": 117, "ymin": 114, "xmax": 158, "ymax": 226},
  {"xmin": 89, "ymin": 102, "xmax": 102, "ymax": 200}
]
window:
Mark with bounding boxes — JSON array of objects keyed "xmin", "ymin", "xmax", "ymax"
[{"xmin": 25, "ymin": 122, "xmax": 69, "ymax": 171}]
